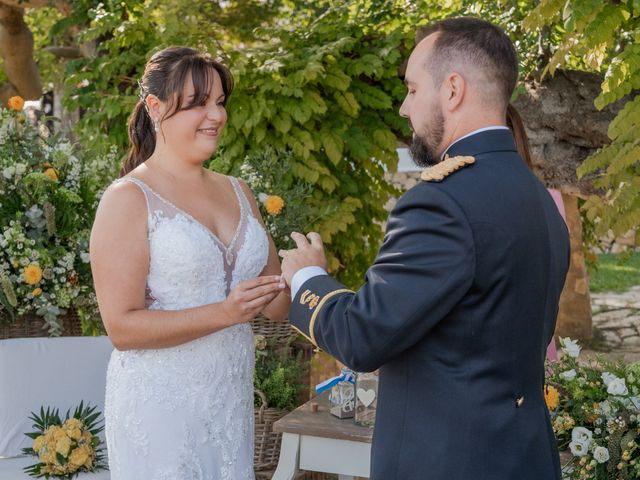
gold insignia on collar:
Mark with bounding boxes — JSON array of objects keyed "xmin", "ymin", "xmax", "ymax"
[{"xmin": 420, "ymin": 155, "xmax": 475, "ymax": 182}]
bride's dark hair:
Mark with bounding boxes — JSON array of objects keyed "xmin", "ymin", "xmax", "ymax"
[
  {"xmin": 506, "ymin": 103, "xmax": 533, "ymax": 169},
  {"xmin": 121, "ymin": 47, "xmax": 234, "ymax": 177}
]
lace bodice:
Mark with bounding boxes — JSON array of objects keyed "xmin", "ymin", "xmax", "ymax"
[{"xmin": 104, "ymin": 175, "xmax": 269, "ymax": 479}]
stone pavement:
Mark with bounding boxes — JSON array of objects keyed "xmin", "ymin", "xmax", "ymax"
[{"xmin": 588, "ymin": 285, "xmax": 640, "ymax": 362}]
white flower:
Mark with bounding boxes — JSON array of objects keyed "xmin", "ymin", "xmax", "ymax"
[
  {"xmin": 258, "ymin": 193, "xmax": 268, "ymax": 202},
  {"xmin": 593, "ymin": 446, "xmax": 610, "ymax": 464},
  {"xmin": 598, "ymin": 400, "xmax": 612, "ymax": 417},
  {"xmin": 2, "ymin": 166, "xmax": 15, "ymax": 179},
  {"xmin": 80, "ymin": 252, "xmax": 90, "ymax": 263},
  {"xmin": 571, "ymin": 427, "xmax": 593, "ymax": 443},
  {"xmin": 15, "ymin": 163, "xmax": 26, "ymax": 175},
  {"xmin": 569, "ymin": 439, "xmax": 590, "ymax": 457},
  {"xmin": 560, "ymin": 337, "xmax": 581, "ymax": 358},
  {"xmin": 560, "ymin": 369, "xmax": 577, "ymax": 380},
  {"xmin": 601, "ymin": 372, "xmax": 618, "ymax": 387},
  {"xmin": 607, "ymin": 378, "xmax": 629, "ymax": 396}
]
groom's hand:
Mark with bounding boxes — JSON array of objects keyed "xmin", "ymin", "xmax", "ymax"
[{"xmin": 279, "ymin": 232, "xmax": 327, "ymax": 286}]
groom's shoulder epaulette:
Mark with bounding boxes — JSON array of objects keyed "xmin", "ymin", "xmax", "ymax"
[
  {"xmin": 291, "ymin": 277, "xmax": 354, "ymax": 348},
  {"xmin": 421, "ymin": 155, "xmax": 475, "ymax": 182}
]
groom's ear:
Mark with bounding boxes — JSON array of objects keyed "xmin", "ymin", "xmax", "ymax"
[{"xmin": 443, "ymin": 72, "xmax": 465, "ymax": 112}]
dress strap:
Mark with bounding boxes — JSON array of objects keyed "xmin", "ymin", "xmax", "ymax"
[
  {"xmin": 228, "ymin": 176, "xmax": 252, "ymax": 213},
  {"xmin": 116, "ymin": 177, "xmax": 151, "ymax": 215}
]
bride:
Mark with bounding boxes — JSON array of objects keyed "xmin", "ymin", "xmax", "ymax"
[{"xmin": 90, "ymin": 47, "xmax": 290, "ymax": 479}]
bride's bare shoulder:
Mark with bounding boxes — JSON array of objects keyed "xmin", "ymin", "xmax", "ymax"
[{"xmin": 94, "ymin": 177, "xmax": 147, "ymax": 226}]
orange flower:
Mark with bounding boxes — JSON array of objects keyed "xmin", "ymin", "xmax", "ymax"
[
  {"xmin": 8, "ymin": 96, "xmax": 24, "ymax": 111},
  {"xmin": 44, "ymin": 168, "xmax": 58, "ymax": 182},
  {"xmin": 32, "ymin": 287, "xmax": 43, "ymax": 297},
  {"xmin": 23, "ymin": 264, "xmax": 43, "ymax": 285},
  {"xmin": 264, "ymin": 195, "xmax": 284, "ymax": 216},
  {"xmin": 544, "ymin": 385, "xmax": 560, "ymax": 410}
]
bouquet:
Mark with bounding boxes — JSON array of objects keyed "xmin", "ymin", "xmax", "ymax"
[
  {"xmin": 0, "ymin": 96, "xmax": 117, "ymax": 334},
  {"xmin": 546, "ymin": 337, "xmax": 640, "ymax": 479},
  {"xmin": 22, "ymin": 402, "xmax": 107, "ymax": 478}
]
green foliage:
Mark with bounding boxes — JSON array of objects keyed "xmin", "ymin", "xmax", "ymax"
[
  {"xmin": 525, "ymin": 1, "xmax": 640, "ymax": 242},
  {"xmin": 254, "ymin": 336, "xmax": 307, "ymax": 411},
  {"xmin": 23, "ymin": 0, "xmax": 566, "ymax": 286}
]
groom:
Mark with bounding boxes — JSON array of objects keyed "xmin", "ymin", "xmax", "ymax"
[{"xmin": 280, "ymin": 17, "xmax": 569, "ymax": 480}]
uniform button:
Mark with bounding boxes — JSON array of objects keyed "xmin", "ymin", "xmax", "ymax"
[{"xmin": 515, "ymin": 395, "xmax": 525, "ymax": 408}]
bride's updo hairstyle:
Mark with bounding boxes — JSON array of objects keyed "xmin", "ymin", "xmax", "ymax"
[{"xmin": 121, "ymin": 47, "xmax": 234, "ymax": 177}]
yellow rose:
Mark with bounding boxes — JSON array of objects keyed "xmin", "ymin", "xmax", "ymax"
[
  {"xmin": 64, "ymin": 418, "xmax": 83, "ymax": 430},
  {"xmin": 32, "ymin": 287, "xmax": 42, "ymax": 297},
  {"xmin": 264, "ymin": 195, "xmax": 284, "ymax": 216},
  {"xmin": 33, "ymin": 435, "xmax": 45, "ymax": 452},
  {"xmin": 7, "ymin": 96, "xmax": 24, "ymax": 112},
  {"xmin": 544, "ymin": 385, "xmax": 560, "ymax": 410},
  {"xmin": 68, "ymin": 445, "xmax": 91, "ymax": 467},
  {"xmin": 23, "ymin": 264, "xmax": 43, "ymax": 285},
  {"xmin": 80, "ymin": 430, "xmax": 93, "ymax": 445},
  {"xmin": 55, "ymin": 434, "xmax": 72, "ymax": 457},
  {"xmin": 44, "ymin": 168, "xmax": 58, "ymax": 182}
]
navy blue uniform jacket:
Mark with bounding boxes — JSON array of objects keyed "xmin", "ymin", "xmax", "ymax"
[{"xmin": 289, "ymin": 129, "xmax": 570, "ymax": 480}]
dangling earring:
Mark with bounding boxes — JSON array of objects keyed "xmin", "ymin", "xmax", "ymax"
[{"xmin": 153, "ymin": 119, "xmax": 160, "ymax": 133}]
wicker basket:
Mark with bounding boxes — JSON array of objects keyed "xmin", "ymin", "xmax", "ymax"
[
  {"xmin": 0, "ymin": 311, "xmax": 83, "ymax": 339},
  {"xmin": 251, "ymin": 315, "xmax": 297, "ymax": 349},
  {"xmin": 254, "ymin": 388, "xmax": 288, "ymax": 474}
]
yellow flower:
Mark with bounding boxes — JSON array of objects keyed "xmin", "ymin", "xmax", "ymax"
[
  {"xmin": 264, "ymin": 195, "xmax": 284, "ymax": 216},
  {"xmin": 23, "ymin": 264, "xmax": 43, "ymax": 285},
  {"xmin": 7, "ymin": 96, "xmax": 24, "ymax": 111},
  {"xmin": 544, "ymin": 385, "xmax": 560, "ymax": 410},
  {"xmin": 44, "ymin": 168, "xmax": 58, "ymax": 182},
  {"xmin": 55, "ymin": 433, "xmax": 72, "ymax": 457},
  {"xmin": 33, "ymin": 435, "xmax": 45, "ymax": 452},
  {"xmin": 68, "ymin": 445, "xmax": 91, "ymax": 467},
  {"xmin": 32, "ymin": 287, "xmax": 42, "ymax": 297}
]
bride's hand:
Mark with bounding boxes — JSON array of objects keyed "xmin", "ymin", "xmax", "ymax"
[{"xmin": 222, "ymin": 275, "xmax": 284, "ymax": 324}]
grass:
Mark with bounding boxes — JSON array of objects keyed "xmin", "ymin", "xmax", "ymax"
[{"xmin": 587, "ymin": 251, "xmax": 640, "ymax": 293}]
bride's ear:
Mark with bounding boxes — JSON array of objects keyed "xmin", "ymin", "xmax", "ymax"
[{"xmin": 145, "ymin": 94, "xmax": 163, "ymax": 121}]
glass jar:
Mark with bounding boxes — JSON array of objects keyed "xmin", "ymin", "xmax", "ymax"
[{"xmin": 354, "ymin": 370, "xmax": 378, "ymax": 427}]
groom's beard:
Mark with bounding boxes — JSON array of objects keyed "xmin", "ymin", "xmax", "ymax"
[{"xmin": 408, "ymin": 107, "xmax": 445, "ymax": 167}]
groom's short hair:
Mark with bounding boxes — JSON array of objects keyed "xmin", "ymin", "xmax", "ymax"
[{"xmin": 418, "ymin": 17, "xmax": 518, "ymax": 109}]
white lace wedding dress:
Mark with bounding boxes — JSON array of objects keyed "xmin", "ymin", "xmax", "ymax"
[{"xmin": 104, "ymin": 176, "xmax": 269, "ymax": 480}]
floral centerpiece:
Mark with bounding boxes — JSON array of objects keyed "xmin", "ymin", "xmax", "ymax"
[
  {"xmin": 546, "ymin": 337, "xmax": 640, "ymax": 480},
  {"xmin": 22, "ymin": 402, "xmax": 107, "ymax": 478},
  {"xmin": 0, "ymin": 97, "xmax": 117, "ymax": 335}
]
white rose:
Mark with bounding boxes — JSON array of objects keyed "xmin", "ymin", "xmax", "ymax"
[
  {"xmin": 593, "ymin": 446, "xmax": 610, "ymax": 464},
  {"xmin": 601, "ymin": 372, "xmax": 618, "ymax": 387},
  {"xmin": 15, "ymin": 163, "xmax": 26, "ymax": 175},
  {"xmin": 561, "ymin": 337, "xmax": 581, "ymax": 358},
  {"xmin": 569, "ymin": 439, "xmax": 590, "ymax": 457},
  {"xmin": 571, "ymin": 427, "xmax": 593, "ymax": 443},
  {"xmin": 607, "ymin": 378, "xmax": 629, "ymax": 396},
  {"xmin": 2, "ymin": 166, "xmax": 15, "ymax": 179},
  {"xmin": 80, "ymin": 252, "xmax": 90, "ymax": 264},
  {"xmin": 560, "ymin": 369, "xmax": 577, "ymax": 381}
]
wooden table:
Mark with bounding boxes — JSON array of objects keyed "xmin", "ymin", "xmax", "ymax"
[{"xmin": 272, "ymin": 390, "xmax": 373, "ymax": 480}]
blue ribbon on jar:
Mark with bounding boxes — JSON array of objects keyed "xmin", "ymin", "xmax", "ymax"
[{"xmin": 315, "ymin": 367, "xmax": 356, "ymax": 394}]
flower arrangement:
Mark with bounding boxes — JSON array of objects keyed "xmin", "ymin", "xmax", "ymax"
[
  {"xmin": 0, "ymin": 97, "xmax": 118, "ymax": 335},
  {"xmin": 22, "ymin": 402, "xmax": 107, "ymax": 478},
  {"xmin": 239, "ymin": 148, "xmax": 318, "ymax": 251},
  {"xmin": 546, "ymin": 337, "xmax": 640, "ymax": 479}
]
